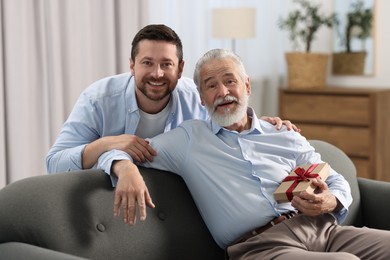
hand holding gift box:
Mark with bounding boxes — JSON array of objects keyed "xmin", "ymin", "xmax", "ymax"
[{"xmin": 274, "ymin": 163, "xmax": 330, "ymax": 203}]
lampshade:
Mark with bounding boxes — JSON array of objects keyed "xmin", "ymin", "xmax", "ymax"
[{"xmin": 212, "ymin": 8, "xmax": 256, "ymax": 39}]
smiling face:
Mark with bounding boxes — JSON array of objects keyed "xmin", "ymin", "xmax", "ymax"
[
  {"xmin": 198, "ymin": 57, "xmax": 251, "ymax": 131},
  {"xmin": 130, "ymin": 39, "xmax": 184, "ymax": 110}
]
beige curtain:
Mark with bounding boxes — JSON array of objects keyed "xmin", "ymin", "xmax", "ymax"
[{"xmin": 0, "ymin": 0, "xmax": 144, "ymax": 187}]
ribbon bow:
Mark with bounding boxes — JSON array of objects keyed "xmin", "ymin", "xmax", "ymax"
[{"xmin": 282, "ymin": 164, "xmax": 320, "ymax": 201}]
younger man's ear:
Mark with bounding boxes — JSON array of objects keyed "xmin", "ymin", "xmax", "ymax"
[
  {"xmin": 129, "ymin": 58, "xmax": 135, "ymax": 75},
  {"xmin": 178, "ymin": 60, "xmax": 185, "ymax": 79}
]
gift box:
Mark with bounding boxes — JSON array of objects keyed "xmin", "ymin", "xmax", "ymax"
[{"xmin": 274, "ymin": 163, "xmax": 330, "ymax": 203}]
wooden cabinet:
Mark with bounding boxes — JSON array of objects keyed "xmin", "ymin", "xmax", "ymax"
[{"xmin": 279, "ymin": 87, "xmax": 390, "ymax": 181}]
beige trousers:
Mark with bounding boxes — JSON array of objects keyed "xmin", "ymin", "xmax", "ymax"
[{"xmin": 227, "ymin": 214, "xmax": 390, "ymax": 260}]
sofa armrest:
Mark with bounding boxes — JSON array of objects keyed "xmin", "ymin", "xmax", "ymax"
[
  {"xmin": 0, "ymin": 242, "xmax": 88, "ymax": 260},
  {"xmin": 358, "ymin": 177, "xmax": 390, "ymax": 230}
]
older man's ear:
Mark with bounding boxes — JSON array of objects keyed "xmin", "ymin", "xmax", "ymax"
[{"xmin": 245, "ymin": 77, "xmax": 251, "ymax": 95}]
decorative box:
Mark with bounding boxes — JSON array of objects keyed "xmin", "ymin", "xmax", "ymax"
[{"xmin": 274, "ymin": 163, "xmax": 330, "ymax": 203}]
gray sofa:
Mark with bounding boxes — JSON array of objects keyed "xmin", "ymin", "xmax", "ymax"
[{"xmin": 1, "ymin": 140, "xmax": 390, "ymax": 260}]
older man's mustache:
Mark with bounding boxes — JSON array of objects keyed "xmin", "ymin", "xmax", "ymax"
[{"xmin": 213, "ymin": 95, "xmax": 238, "ymax": 109}]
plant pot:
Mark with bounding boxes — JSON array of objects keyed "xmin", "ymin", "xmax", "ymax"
[
  {"xmin": 332, "ymin": 52, "xmax": 367, "ymax": 75},
  {"xmin": 285, "ymin": 52, "xmax": 329, "ymax": 89}
]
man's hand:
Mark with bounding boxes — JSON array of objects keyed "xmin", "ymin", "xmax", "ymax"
[
  {"xmin": 261, "ymin": 116, "xmax": 301, "ymax": 132},
  {"xmin": 290, "ymin": 178, "xmax": 338, "ymax": 216},
  {"xmin": 83, "ymin": 134, "xmax": 157, "ymax": 169},
  {"xmin": 112, "ymin": 160, "xmax": 155, "ymax": 225},
  {"xmin": 105, "ymin": 134, "xmax": 157, "ymax": 162}
]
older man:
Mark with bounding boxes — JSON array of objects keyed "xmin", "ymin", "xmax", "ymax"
[{"xmin": 104, "ymin": 49, "xmax": 390, "ymax": 259}]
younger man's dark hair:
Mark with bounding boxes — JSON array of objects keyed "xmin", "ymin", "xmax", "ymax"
[{"xmin": 131, "ymin": 24, "xmax": 183, "ymax": 64}]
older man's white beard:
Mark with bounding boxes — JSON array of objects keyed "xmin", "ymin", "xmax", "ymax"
[{"xmin": 206, "ymin": 94, "xmax": 249, "ymax": 127}]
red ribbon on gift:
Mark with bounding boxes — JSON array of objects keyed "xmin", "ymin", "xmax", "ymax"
[{"xmin": 283, "ymin": 164, "xmax": 320, "ymax": 201}]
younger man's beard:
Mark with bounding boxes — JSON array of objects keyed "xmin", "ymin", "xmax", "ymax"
[{"xmin": 206, "ymin": 93, "xmax": 249, "ymax": 127}]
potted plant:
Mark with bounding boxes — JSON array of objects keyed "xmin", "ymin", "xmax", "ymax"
[
  {"xmin": 278, "ymin": 0, "xmax": 338, "ymax": 89},
  {"xmin": 332, "ymin": 0, "xmax": 373, "ymax": 75}
]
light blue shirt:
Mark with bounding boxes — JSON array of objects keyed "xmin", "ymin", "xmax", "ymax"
[
  {"xmin": 46, "ymin": 73, "xmax": 208, "ymax": 173},
  {"xmin": 107, "ymin": 108, "xmax": 352, "ymax": 249}
]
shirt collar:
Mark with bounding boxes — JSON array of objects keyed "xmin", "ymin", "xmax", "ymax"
[
  {"xmin": 127, "ymin": 76, "xmax": 139, "ymax": 113},
  {"xmin": 210, "ymin": 107, "xmax": 263, "ymax": 135}
]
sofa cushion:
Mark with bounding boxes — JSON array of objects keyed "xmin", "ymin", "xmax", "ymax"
[{"xmin": 0, "ymin": 242, "xmax": 87, "ymax": 260}]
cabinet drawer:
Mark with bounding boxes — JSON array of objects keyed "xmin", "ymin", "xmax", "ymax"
[
  {"xmin": 299, "ymin": 124, "xmax": 370, "ymax": 157},
  {"xmin": 280, "ymin": 94, "xmax": 370, "ymax": 126}
]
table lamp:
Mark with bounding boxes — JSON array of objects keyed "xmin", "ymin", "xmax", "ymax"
[{"xmin": 212, "ymin": 7, "xmax": 256, "ymax": 52}]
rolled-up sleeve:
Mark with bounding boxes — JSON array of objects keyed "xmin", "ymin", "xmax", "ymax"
[{"xmin": 97, "ymin": 149, "xmax": 133, "ymax": 187}]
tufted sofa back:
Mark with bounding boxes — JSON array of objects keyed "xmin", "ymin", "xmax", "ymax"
[{"xmin": 0, "ymin": 167, "xmax": 224, "ymax": 260}]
